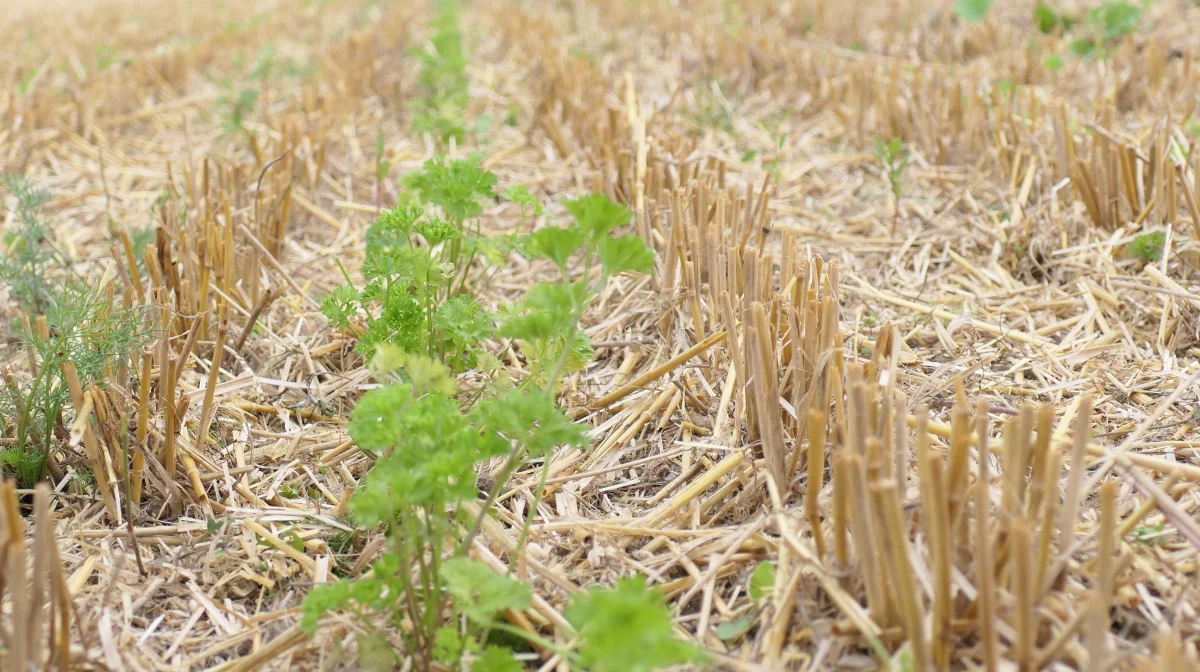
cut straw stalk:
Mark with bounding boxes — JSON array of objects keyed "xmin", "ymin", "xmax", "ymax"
[
  {"xmin": 0, "ymin": 481, "xmax": 71, "ymax": 670},
  {"xmin": 590, "ymin": 330, "xmax": 726, "ymax": 409},
  {"xmin": 749, "ymin": 302, "xmax": 787, "ymax": 499},
  {"xmin": 975, "ymin": 401, "xmax": 998, "ymax": 672},
  {"xmin": 1087, "ymin": 481, "xmax": 1117, "ymax": 669},
  {"xmin": 915, "ymin": 408, "xmax": 952, "ymax": 668},
  {"xmin": 905, "ymin": 405, "xmax": 1200, "ymax": 481},
  {"xmin": 60, "ymin": 362, "xmax": 119, "ymax": 520},
  {"xmin": 804, "ymin": 407, "xmax": 827, "ymax": 559},
  {"xmin": 871, "ymin": 479, "xmax": 927, "ymax": 672},
  {"xmin": 132, "ymin": 349, "xmax": 152, "ymax": 503}
]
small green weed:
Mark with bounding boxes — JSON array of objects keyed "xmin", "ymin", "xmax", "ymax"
[
  {"xmin": 1126, "ymin": 231, "xmax": 1166, "ymax": 262},
  {"xmin": 215, "ymin": 80, "xmax": 259, "ymax": 138},
  {"xmin": 1043, "ymin": 52, "xmax": 1065, "ymax": 71},
  {"xmin": 322, "ymin": 155, "xmax": 506, "ymax": 366},
  {"xmin": 874, "ymin": 137, "xmax": 910, "ymax": 236},
  {"xmin": 1068, "ymin": 1, "xmax": 1144, "ymax": 59},
  {"xmin": 303, "ymin": 183, "xmax": 675, "ymax": 670},
  {"xmin": 95, "ymin": 44, "xmax": 118, "ymax": 72},
  {"xmin": 1133, "ymin": 521, "xmax": 1166, "ymax": 545},
  {"xmin": 1034, "ymin": 2, "xmax": 1075, "ymax": 34},
  {"xmin": 0, "ymin": 176, "xmax": 150, "ymax": 487},
  {"xmin": 953, "ymin": 0, "xmax": 992, "ymax": 22},
  {"xmin": 566, "ymin": 577, "xmax": 705, "ymax": 672}
]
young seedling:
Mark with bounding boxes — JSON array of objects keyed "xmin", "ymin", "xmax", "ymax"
[
  {"xmin": 1068, "ymin": 1, "xmax": 1143, "ymax": 59},
  {"xmin": 303, "ymin": 191, "xmax": 667, "ymax": 671},
  {"xmin": 375, "ymin": 127, "xmax": 390, "ymax": 214},
  {"xmin": 874, "ymin": 136, "xmax": 910, "ymax": 236},
  {"xmin": 0, "ymin": 175, "xmax": 150, "ymax": 487},
  {"xmin": 1126, "ymin": 231, "xmax": 1165, "ymax": 263},
  {"xmin": 953, "ymin": 0, "xmax": 992, "ymax": 22}
]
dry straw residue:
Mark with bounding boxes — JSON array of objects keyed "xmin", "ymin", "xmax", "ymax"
[{"xmin": 3, "ymin": 0, "xmax": 1200, "ymax": 669}]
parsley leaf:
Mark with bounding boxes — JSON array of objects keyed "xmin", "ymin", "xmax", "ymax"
[
  {"xmin": 523, "ymin": 224, "xmax": 586, "ymax": 270},
  {"xmin": 442, "ymin": 557, "xmax": 532, "ymax": 624},
  {"xmin": 473, "ymin": 646, "xmax": 523, "ymax": 672},
  {"xmin": 597, "ymin": 234, "xmax": 655, "ymax": 277},
  {"xmin": 564, "ymin": 193, "xmax": 632, "ymax": 240},
  {"xmin": 300, "ymin": 579, "xmax": 352, "ymax": 634},
  {"xmin": 565, "ymin": 577, "xmax": 705, "ymax": 672},
  {"xmin": 402, "ymin": 155, "xmax": 497, "ymax": 222}
]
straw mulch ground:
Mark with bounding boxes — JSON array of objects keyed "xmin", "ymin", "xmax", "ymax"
[{"xmin": 4, "ymin": 0, "xmax": 1200, "ymax": 670}]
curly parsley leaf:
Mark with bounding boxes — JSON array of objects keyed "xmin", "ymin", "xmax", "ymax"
[
  {"xmin": 402, "ymin": 155, "xmax": 497, "ymax": 221},
  {"xmin": 564, "ymin": 193, "xmax": 632, "ymax": 240},
  {"xmin": 597, "ymin": 233, "xmax": 655, "ymax": 277},
  {"xmin": 523, "ymin": 224, "xmax": 586, "ymax": 270},
  {"xmin": 442, "ymin": 557, "xmax": 532, "ymax": 624},
  {"xmin": 565, "ymin": 577, "xmax": 705, "ymax": 672}
]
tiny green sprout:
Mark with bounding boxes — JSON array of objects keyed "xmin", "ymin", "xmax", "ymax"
[
  {"xmin": 715, "ymin": 616, "xmax": 754, "ymax": 641},
  {"xmin": 862, "ymin": 312, "xmax": 878, "ymax": 327},
  {"xmin": 953, "ymin": 0, "xmax": 992, "ymax": 22},
  {"xmin": 206, "ymin": 516, "xmax": 229, "ymax": 536},
  {"xmin": 282, "ymin": 530, "xmax": 306, "ymax": 553},
  {"xmin": 502, "ymin": 184, "xmax": 544, "ymax": 225},
  {"xmin": 374, "ymin": 128, "xmax": 390, "ymax": 182},
  {"xmin": 749, "ymin": 560, "xmax": 776, "ymax": 600},
  {"xmin": 874, "ymin": 136, "xmax": 910, "ymax": 236},
  {"xmin": 1069, "ymin": 1, "xmax": 1144, "ymax": 60},
  {"xmin": 566, "ymin": 577, "xmax": 706, "ymax": 672},
  {"xmin": 16, "ymin": 69, "xmax": 38, "ymax": 96},
  {"xmin": 1043, "ymin": 52, "xmax": 1065, "ymax": 71},
  {"xmin": 95, "ymin": 44, "xmax": 118, "ymax": 72},
  {"xmin": 890, "ymin": 646, "xmax": 917, "ymax": 672},
  {"xmin": 1034, "ymin": 2, "xmax": 1075, "ymax": 34},
  {"xmin": 1133, "ymin": 521, "xmax": 1166, "ymax": 546},
  {"xmin": 1126, "ymin": 231, "xmax": 1166, "ymax": 262}
]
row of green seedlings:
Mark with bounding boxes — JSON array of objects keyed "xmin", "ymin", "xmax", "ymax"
[
  {"xmin": 954, "ymin": 0, "xmax": 1146, "ymax": 68},
  {"xmin": 306, "ymin": 155, "xmax": 705, "ymax": 672},
  {"xmin": 409, "ymin": 0, "xmax": 471, "ymax": 146},
  {"xmin": 0, "ymin": 174, "xmax": 150, "ymax": 490}
]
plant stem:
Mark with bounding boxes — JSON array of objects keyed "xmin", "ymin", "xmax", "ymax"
[
  {"xmin": 510, "ymin": 453, "xmax": 553, "ymax": 574},
  {"xmin": 458, "ymin": 447, "xmax": 526, "ymax": 556}
]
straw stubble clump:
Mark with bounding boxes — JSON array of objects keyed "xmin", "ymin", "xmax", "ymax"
[{"xmin": 3, "ymin": 0, "xmax": 1200, "ymax": 669}]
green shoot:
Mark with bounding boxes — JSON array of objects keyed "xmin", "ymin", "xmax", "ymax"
[
  {"xmin": 1126, "ymin": 231, "xmax": 1166, "ymax": 262},
  {"xmin": 953, "ymin": 0, "xmax": 992, "ymax": 22},
  {"xmin": 565, "ymin": 577, "xmax": 706, "ymax": 672},
  {"xmin": 749, "ymin": 561, "xmax": 776, "ymax": 601},
  {"xmin": 303, "ymin": 189, "xmax": 660, "ymax": 670},
  {"xmin": 874, "ymin": 136, "xmax": 910, "ymax": 236},
  {"xmin": 375, "ymin": 127, "xmax": 391, "ymax": 214},
  {"xmin": 1068, "ymin": 1, "xmax": 1144, "ymax": 59},
  {"xmin": 1034, "ymin": 2, "xmax": 1075, "ymax": 34},
  {"xmin": 0, "ymin": 175, "xmax": 150, "ymax": 487}
]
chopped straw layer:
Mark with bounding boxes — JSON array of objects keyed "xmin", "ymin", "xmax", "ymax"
[{"xmin": 3, "ymin": 0, "xmax": 1200, "ymax": 669}]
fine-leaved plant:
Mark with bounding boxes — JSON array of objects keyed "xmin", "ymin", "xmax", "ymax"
[
  {"xmin": 874, "ymin": 136, "xmax": 910, "ymax": 236},
  {"xmin": 0, "ymin": 176, "xmax": 149, "ymax": 487},
  {"xmin": 304, "ymin": 182, "xmax": 698, "ymax": 671}
]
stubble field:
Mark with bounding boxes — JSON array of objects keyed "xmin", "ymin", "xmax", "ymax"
[{"xmin": 3, "ymin": 0, "xmax": 1200, "ymax": 670}]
